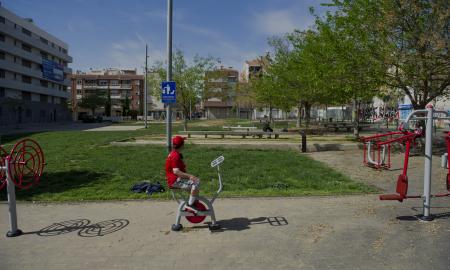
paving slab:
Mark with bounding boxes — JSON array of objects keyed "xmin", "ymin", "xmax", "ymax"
[{"xmin": 1, "ymin": 196, "xmax": 449, "ymax": 270}]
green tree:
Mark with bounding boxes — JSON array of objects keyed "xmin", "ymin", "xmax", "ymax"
[
  {"xmin": 105, "ymin": 90, "xmax": 111, "ymax": 117},
  {"xmin": 78, "ymin": 92, "xmax": 106, "ymax": 116},
  {"xmin": 322, "ymin": 0, "xmax": 449, "ymax": 109},
  {"xmin": 150, "ymin": 50, "xmax": 218, "ymax": 131},
  {"xmin": 122, "ymin": 94, "xmax": 130, "ymax": 116}
]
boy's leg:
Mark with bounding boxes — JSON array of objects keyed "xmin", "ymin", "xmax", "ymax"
[
  {"xmin": 172, "ymin": 178, "xmax": 201, "ymax": 206},
  {"xmin": 188, "ymin": 179, "xmax": 200, "ymax": 205}
]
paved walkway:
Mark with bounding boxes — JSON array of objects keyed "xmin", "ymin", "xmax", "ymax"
[
  {"xmin": 84, "ymin": 125, "xmax": 143, "ymax": 132},
  {"xmin": 1, "ymin": 196, "xmax": 449, "ymax": 270}
]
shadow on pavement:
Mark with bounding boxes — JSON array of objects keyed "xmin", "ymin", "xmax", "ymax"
[
  {"xmin": 397, "ymin": 206, "xmax": 450, "ymax": 221},
  {"xmin": 192, "ymin": 216, "xmax": 288, "ymax": 232},
  {"xmin": 22, "ymin": 218, "xmax": 129, "ymax": 237}
]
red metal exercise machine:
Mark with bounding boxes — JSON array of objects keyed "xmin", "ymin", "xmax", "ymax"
[
  {"xmin": 379, "ymin": 106, "xmax": 450, "ymax": 221},
  {"xmin": 0, "ymin": 138, "xmax": 45, "ymax": 237}
]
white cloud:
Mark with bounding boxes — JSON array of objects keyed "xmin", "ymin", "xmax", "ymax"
[
  {"xmin": 107, "ymin": 34, "xmax": 165, "ymax": 71},
  {"xmin": 253, "ymin": 9, "xmax": 314, "ymax": 35}
]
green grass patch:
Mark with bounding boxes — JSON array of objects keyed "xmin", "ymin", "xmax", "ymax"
[{"xmin": 0, "ymin": 125, "xmax": 376, "ymax": 202}]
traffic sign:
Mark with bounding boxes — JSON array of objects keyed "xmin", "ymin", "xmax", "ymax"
[{"xmin": 161, "ymin": 81, "xmax": 176, "ymax": 103}]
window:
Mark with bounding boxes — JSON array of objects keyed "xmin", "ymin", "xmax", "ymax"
[
  {"xmin": 22, "ymin": 91, "xmax": 31, "ymax": 101},
  {"xmin": 0, "ymin": 69, "xmax": 5, "ymax": 78},
  {"xmin": 22, "ymin": 28, "xmax": 31, "ymax": 36},
  {"xmin": 63, "ymin": 86, "xmax": 67, "ymax": 91},
  {"xmin": 40, "ymin": 94, "xmax": 47, "ymax": 103},
  {"xmin": 0, "ymin": 88, "xmax": 5, "ymax": 97},
  {"xmin": 40, "ymin": 52, "xmax": 48, "ymax": 59},
  {"xmin": 22, "ymin": 75, "xmax": 32, "ymax": 84},
  {"xmin": 110, "ymin": 80, "xmax": 119, "ymax": 86},
  {"xmin": 22, "ymin": 59, "xmax": 32, "ymax": 68},
  {"xmin": 0, "ymin": 16, "xmax": 5, "ymax": 24},
  {"xmin": 0, "ymin": 51, "xmax": 4, "ymax": 60},
  {"xmin": 99, "ymin": 80, "xmax": 108, "ymax": 86},
  {"xmin": 51, "ymin": 43, "xmax": 55, "ymax": 48},
  {"xmin": 76, "ymin": 80, "xmax": 82, "ymax": 85},
  {"xmin": 62, "ymin": 48, "xmax": 67, "ymax": 54},
  {"xmin": 26, "ymin": 109, "xmax": 32, "ymax": 118},
  {"xmin": 85, "ymin": 80, "xmax": 96, "ymax": 85},
  {"xmin": 40, "ymin": 37, "xmax": 48, "ymax": 45},
  {"xmin": 77, "ymin": 89, "xmax": 82, "ymax": 94},
  {"xmin": 22, "ymin": 43, "xmax": 31, "ymax": 52},
  {"xmin": 40, "ymin": 110, "xmax": 46, "ymax": 118},
  {"xmin": 40, "ymin": 80, "xmax": 48, "ymax": 87},
  {"xmin": 0, "ymin": 34, "xmax": 4, "ymax": 42}
]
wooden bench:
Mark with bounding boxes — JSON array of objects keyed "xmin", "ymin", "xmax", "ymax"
[
  {"xmin": 180, "ymin": 131, "xmax": 284, "ymax": 139},
  {"xmin": 222, "ymin": 126, "xmax": 257, "ymax": 132}
]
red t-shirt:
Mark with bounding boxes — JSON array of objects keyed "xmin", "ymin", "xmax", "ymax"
[{"xmin": 165, "ymin": 150, "xmax": 186, "ymax": 187}]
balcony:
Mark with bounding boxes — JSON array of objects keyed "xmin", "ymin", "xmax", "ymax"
[
  {"xmin": 0, "ymin": 79, "xmax": 70, "ymax": 98},
  {"xmin": 0, "ymin": 59, "xmax": 70, "ymax": 86},
  {"xmin": 0, "ymin": 24, "xmax": 73, "ymax": 62}
]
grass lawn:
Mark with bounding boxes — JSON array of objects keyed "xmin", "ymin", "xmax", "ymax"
[{"xmin": 0, "ymin": 123, "xmax": 376, "ymax": 202}]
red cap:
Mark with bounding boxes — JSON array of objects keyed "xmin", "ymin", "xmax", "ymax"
[{"xmin": 172, "ymin": 136, "xmax": 186, "ymax": 147}]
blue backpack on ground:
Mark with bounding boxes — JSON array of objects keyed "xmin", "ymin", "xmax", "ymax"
[{"xmin": 131, "ymin": 181, "xmax": 165, "ymax": 196}]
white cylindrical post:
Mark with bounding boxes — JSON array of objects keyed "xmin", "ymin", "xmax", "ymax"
[
  {"xmin": 5, "ymin": 156, "xmax": 22, "ymax": 237},
  {"xmin": 421, "ymin": 106, "xmax": 434, "ymax": 221}
]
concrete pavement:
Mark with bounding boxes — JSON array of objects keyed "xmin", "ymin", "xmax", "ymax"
[{"xmin": 1, "ymin": 196, "xmax": 449, "ymax": 270}]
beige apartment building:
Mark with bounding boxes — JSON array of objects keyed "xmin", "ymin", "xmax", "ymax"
[{"xmin": 70, "ymin": 68, "xmax": 144, "ymax": 120}]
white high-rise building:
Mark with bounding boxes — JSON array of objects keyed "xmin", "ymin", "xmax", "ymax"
[{"xmin": 0, "ymin": 3, "xmax": 72, "ymax": 126}]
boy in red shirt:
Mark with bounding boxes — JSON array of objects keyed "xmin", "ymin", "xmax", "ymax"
[{"xmin": 165, "ymin": 136, "xmax": 201, "ymax": 211}]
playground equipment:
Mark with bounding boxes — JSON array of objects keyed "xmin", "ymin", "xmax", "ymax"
[
  {"xmin": 380, "ymin": 105, "xmax": 450, "ymax": 221},
  {"xmin": 0, "ymin": 138, "xmax": 45, "ymax": 237},
  {"xmin": 170, "ymin": 156, "xmax": 224, "ymax": 232},
  {"xmin": 361, "ymin": 131, "xmax": 404, "ymax": 169}
]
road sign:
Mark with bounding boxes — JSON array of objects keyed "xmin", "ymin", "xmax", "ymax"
[{"xmin": 161, "ymin": 81, "xmax": 176, "ymax": 103}]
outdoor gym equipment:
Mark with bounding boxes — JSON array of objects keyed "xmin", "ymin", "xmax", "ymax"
[
  {"xmin": 361, "ymin": 130, "xmax": 421, "ymax": 169},
  {"xmin": 0, "ymin": 138, "xmax": 45, "ymax": 237},
  {"xmin": 170, "ymin": 156, "xmax": 224, "ymax": 232},
  {"xmin": 380, "ymin": 105, "xmax": 450, "ymax": 221}
]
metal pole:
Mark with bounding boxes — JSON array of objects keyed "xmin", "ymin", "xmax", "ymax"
[
  {"xmin": 166, "ymin": 0, "xmax": 173, "ymax": 153},
  {"xmin": 421, "ymin": 106, "xmax": 434, "ymax": 221},
  {"xmin": 144, "ymin": 44, "xmax": 148, "ymax": 129},
  {"xmin": 5, "ymin": 157, "xmax": 22, "ymax": 237}
]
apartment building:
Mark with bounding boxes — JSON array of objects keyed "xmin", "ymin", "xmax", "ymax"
[
  {"xmin": 241, "ymin": 56, "xmax": 269, "ymax": 82},
  {"xmin": 0, "ymin": 4, "xmax": 72, "ymax": 126},
  {"xmin": 70, "ymin": 68, "xmax": 144, "ymax": 119},
  {"xmin": 202, "ymin": 66, "xmax": 238, "ymax": 119}
]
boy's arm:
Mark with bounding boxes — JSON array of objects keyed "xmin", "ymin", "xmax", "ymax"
[{"xmin": 173, "ymin": 168, "xmax": 198, "ymax": 181}]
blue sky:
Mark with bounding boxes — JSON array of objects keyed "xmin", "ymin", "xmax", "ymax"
[{"xmin": 3, "ymin": 0, "xmax": 331, "ymax": 73}]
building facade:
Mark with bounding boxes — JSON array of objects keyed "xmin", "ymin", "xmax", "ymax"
[
  {"xmin": 202, "ymin": 66, "xmax": 238, "ymax": 119},
  {"xmin": 0, "ymin": 4, "xmax": 73, "ymax": 126},
  {"xmin": 70, "ymin": 68, "xmax": 144, "ymax": 120},
  {"xmin": 241, "ymin": 57, "xmax": 268, "ymax": 82}
]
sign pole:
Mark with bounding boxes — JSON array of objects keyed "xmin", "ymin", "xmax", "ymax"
[
  {"xmin": 166, "ymin": 0, "xmax": 173, "ymax": 153},
  {"xmin": 144, "ymin": 44, "xmax": 148, "ymax": 129}
]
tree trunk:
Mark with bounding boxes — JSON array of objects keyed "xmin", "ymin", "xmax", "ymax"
[
  {"xmin": 269, "ymin": 103, "xmax": 273, "ymax": 124},
  {"xmin": 296, "ymin": 102, "xmax": 302, "ymax": 128},
  {"xmin": 305, "ymin": 102, "xmax": 311, "ymax": 128},
  {"xmin": 353, "ymin": 99, "xmax": 359, "ymax": 138},
  {"xmin": 183, "ymin": 109, "xmax": 188, "ymax": 131}
]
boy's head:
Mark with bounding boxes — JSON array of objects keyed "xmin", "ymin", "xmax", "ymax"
[{"xmin": 172, "ymin": 136, "xmax": 185, "ymax": 150}]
